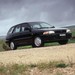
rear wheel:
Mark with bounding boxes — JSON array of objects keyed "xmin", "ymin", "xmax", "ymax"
[
  {"xmin": 10, "ymin": 41, "xmax": 17, "ymax": 50},
  {"xmin": 32, "ymin": 37, "xmax": 44, "ymax": 47},
  {"xmin": 58, "ymin": 40, "xmax": 68, "ymax": 45}
]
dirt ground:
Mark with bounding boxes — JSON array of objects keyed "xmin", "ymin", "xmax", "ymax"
[{"xmin": 0, "ymin": 43, "xmax": 75, "ymax": 65}]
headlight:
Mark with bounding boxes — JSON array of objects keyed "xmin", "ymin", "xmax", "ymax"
[
  {"xmin": 66, "ymin": 29, "xmax": 71, "ymax": 33},
  {"xmin": 43, "ymin": 31, "xmax": 55, "ymax": 35}
]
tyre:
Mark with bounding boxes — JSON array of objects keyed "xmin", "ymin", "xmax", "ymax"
[
  {"xmin": 10, "ymin": 41, "xmax": 17, "ymax": 50},
  {"xmin": 32, "ymin": 37, "xmax": 44, "ymax": 47},
  {"xmin": 58, "ymin": 40, "xmax": 68, "ymax": 45}
]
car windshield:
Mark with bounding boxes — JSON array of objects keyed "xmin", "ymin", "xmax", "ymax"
[{"xmin": 30, "ymin": 22, "xmax": 53, "ymax": 29}]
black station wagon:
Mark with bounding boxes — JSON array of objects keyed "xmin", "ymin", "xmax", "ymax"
[{"xmin": 6, "ymin": 22, "xmax": 72, "ymax": 50}]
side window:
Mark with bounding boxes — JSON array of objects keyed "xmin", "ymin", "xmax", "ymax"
[
  {"xmin": 21, "ymin": 23, "xmax": 30, "ymax": 32},
  {"xmin": 32, "ymin": 24, "xmax": 41, "ymax": 29},
  {"xmin": 13, "ymin": 26, "xmax": 21, "ymax": 33},
  {"xmin": 8, "ymin": 27, "xmax": 14, "ymax": 34},
  {"xmin": 21, "ymin": 26, "xmax": 25, "ymax": 32}
]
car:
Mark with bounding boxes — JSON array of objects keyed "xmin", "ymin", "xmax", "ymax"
[{"xmin": 5, "ymin": 22, "xmax": 72, "ymax": 50}]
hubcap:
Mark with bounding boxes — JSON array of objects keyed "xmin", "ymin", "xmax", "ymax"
[
  {"xmin": 34, "ymin": 37, "xmax": 42, "ymax": 47},
  {"xmin": 10, "ymin": 42, "xmax": 14, "ymax": 50}
]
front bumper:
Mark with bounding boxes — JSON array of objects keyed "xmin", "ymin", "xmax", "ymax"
[{"xmin": 42, "ymin": 33, "xmax": 72, "ymax": 42}]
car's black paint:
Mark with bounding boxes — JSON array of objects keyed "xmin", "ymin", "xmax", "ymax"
[{"xmin": 6, "ymin": 22, "xmax": 72, "ymax": 49}]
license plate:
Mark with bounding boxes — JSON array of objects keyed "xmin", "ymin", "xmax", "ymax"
[{"xmin": 60, "ymin": 34, "xmax": 66, "ymax": 36}]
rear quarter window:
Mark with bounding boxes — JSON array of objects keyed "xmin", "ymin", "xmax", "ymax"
[
  {"xmin": 8, "ymin": 27, "xmax": 14, "ymax": 34},
  {"xmin": 13, "ymin": 25, "xmax": 21, "ymax": 33}
]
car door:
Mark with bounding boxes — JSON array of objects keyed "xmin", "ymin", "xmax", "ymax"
[
  {"xmin": 19, "ymin": 23, "xmax": 32, "ymax": 45},
  {"xmin": 11, "ymin": 25, "xmax": 22, "ymax": 45}
]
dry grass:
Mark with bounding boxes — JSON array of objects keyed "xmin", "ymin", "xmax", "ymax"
[
  {"xmin": 0, "ymin": 43, "xmax": 75, "ymax": 75},
  {"xmin": 0, "ymin": 61, "xmax": 75, "ymax": 75},
  {"xmin": 0, "ymin": 43, "xmax": 75, "ymax": 65}
]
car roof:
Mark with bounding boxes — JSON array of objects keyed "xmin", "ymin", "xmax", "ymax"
[{"xmin": 11, "ymin": 21, "xmax": 44, "ymax": 27}]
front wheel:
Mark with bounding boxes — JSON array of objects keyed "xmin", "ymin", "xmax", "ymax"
[
  {"xmin": 58, "ymin": 40, "xmax": 68, "ymax": 45},
  {"xmin": 32, "ymin": 37, "xmax": 44, "ymax": 47},
  {"xmin": 10, "ymin": 41, "xmax": 17, "ymax": 50}
]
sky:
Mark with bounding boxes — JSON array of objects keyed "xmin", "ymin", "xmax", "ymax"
[{"xmin": 0, "ymin": 0, "xmax": 75, "ymax": 36}]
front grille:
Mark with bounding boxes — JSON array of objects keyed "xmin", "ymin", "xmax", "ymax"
[{"xmin": 55, "ymin": 30, "xmax": 66, "ymax": 33}]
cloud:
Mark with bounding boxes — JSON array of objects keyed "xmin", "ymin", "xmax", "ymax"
[
  {"xmin": 0, "ymin": 18, "xmax": 16, "ymax": 35},
  {"xmin": 0, "ymin": 0, "xmax": 75, "ymax": 35},
  {"xmin": 0, "ymin": 0, "xmax": 75, "ymax": 22}
]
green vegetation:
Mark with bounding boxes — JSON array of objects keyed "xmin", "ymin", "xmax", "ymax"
[
  {"xmin": 0, "ymin": 40, "xmax": 5, "ymax": 51},
  {"xmin": 8, "ymin": 64, "xmax": 28, "ymax": 75},
  {"xmin": 0, "ymin": 65, "xmax": 7, "ymax": 74},
  {"xmin": 69, "ymin": 39, "xmax": 75, "ymax": 43},
  {"xmin": 72, "ymin": 31, "xmax": 75, "ymax": 36},
  {"xmin": 0, "ymin": 40, "xmax": 10, "ymax": 51},
  {"xmin": 37, "ymin": 61, "xmax": 69, "ymax": 70},
  {"xmin": 56, "ymin": 63, "xmax": 68, "ymax": 68},
  {"xmin": 0, "ymin": 60, "xmax": 74, "ymax": 75},
  {"xmin": 0, "ymin": 64, "xmax": 28, "ymax": 75}
]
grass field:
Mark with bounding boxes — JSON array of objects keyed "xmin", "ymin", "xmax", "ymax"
[
  {"xmin": 0, "ymin": 60, "xmax": 74, "ymax": 75},
  {"xmin": 72, "ymin": 31, "xmax": 75, "ymax": 36},
  {"xmin": 0, "ymin": 40, "xmax": 5, "ymax": 51}
]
